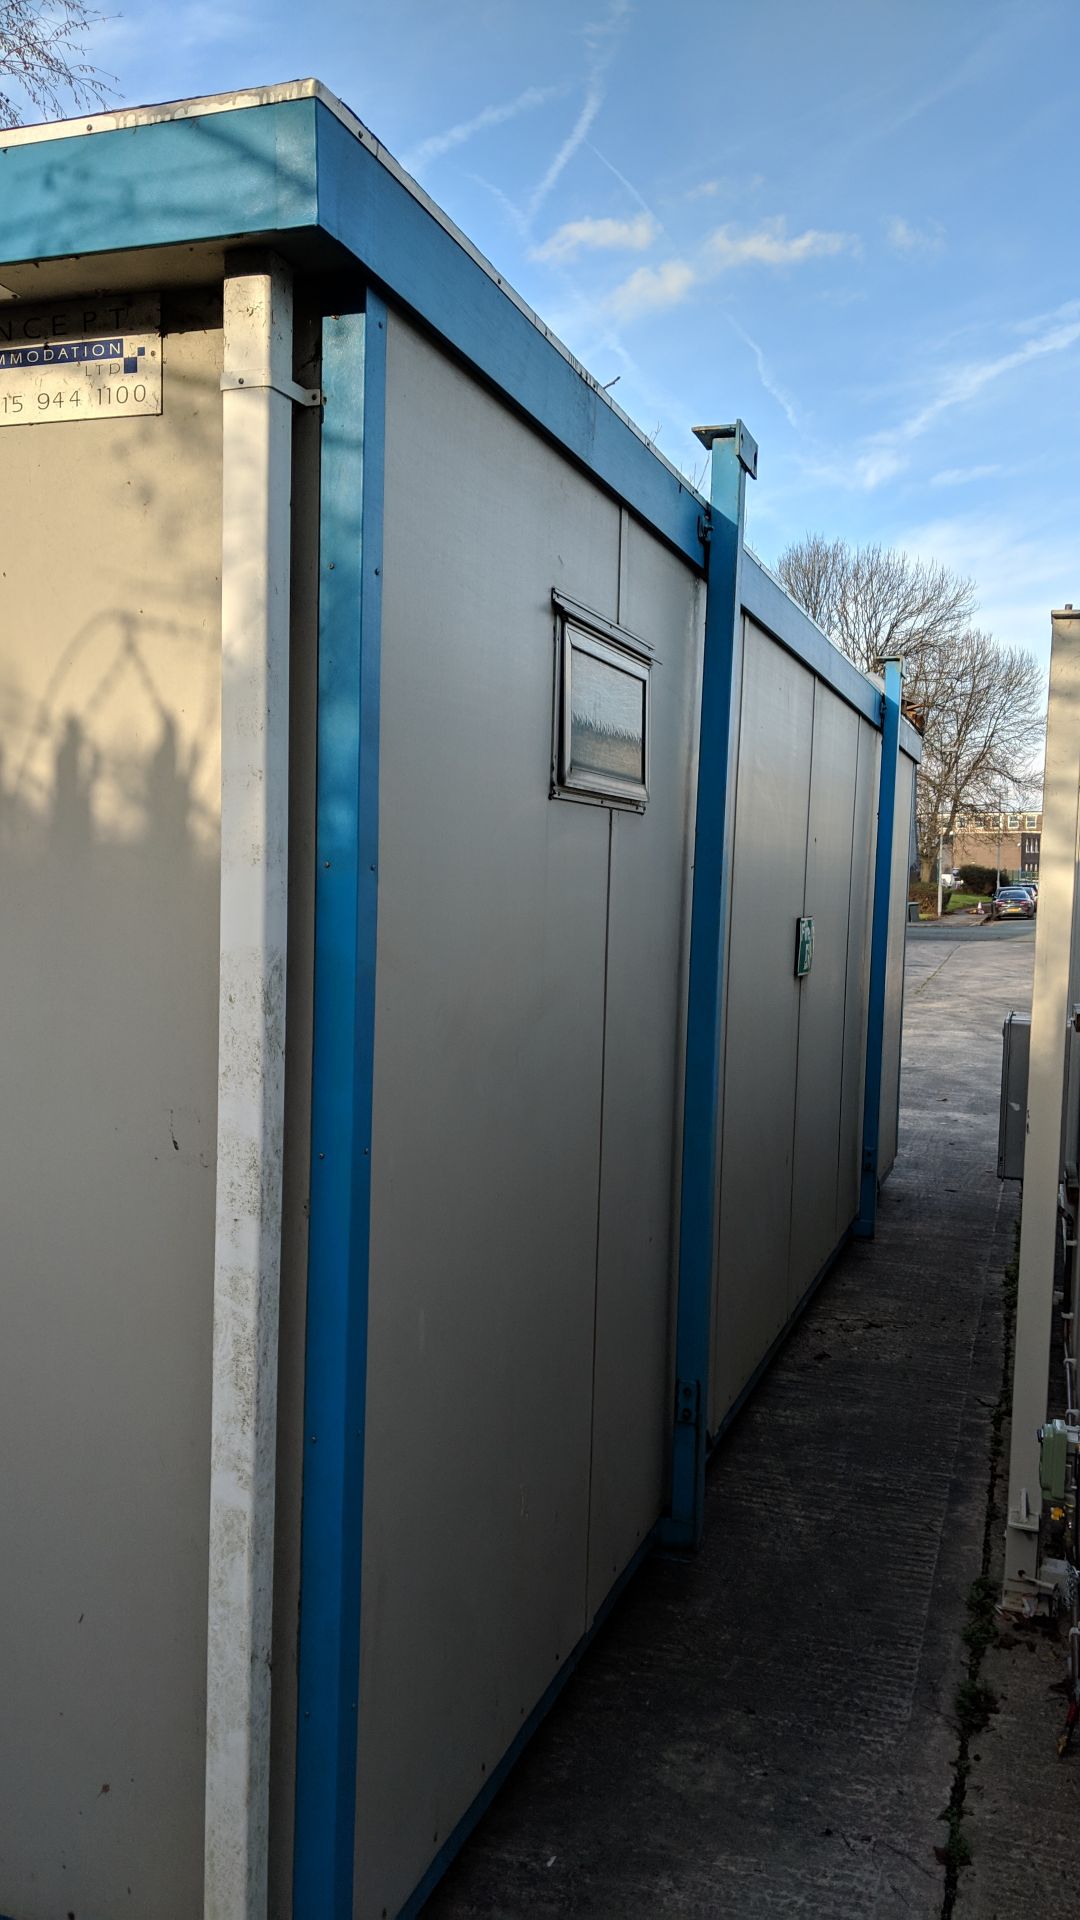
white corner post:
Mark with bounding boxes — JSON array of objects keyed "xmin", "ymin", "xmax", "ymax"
[
  {"xmin": 205, "ymin": 255, "xmax": 294, "ymax": 1919},
  {"xmin": 1004, "ymin": 606, "xmax": 1080, "ymax": 1601}
]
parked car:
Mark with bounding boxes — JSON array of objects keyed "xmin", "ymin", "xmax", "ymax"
[{"xmin": 986, "ymin": 887, "xmax": 1036, "ymax": 921}]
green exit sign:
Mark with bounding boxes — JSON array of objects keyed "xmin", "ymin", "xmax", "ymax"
[{"xmin": 795, "ymin": 916, "xmax": 814, "ymax": 977}]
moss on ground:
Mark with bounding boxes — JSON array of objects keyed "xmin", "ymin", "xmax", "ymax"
[{"xmin": 938, "ymin": 1232, "xmax": 1018, "ymax": 1916}]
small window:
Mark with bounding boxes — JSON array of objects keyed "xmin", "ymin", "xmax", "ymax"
[
  {"xmin": 555, "ymin": 615, "xmax": 650, "ymax": 808},
  {"xmin": 1025, "ymin": 813, "xmax": 1039, "ymax": 831}
]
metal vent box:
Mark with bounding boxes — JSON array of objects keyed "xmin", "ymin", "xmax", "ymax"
[{"xmin": 998, "ymin": 1011, "xmax": 1030, "ymax": 1180}]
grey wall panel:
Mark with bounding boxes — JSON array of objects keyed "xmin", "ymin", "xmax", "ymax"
[
  {"xmin": 358, "ymin": 313, "xmax": 625, "ymax": 1920},
  {"xmin": 585, "ymin": 519, "xmax": 703, "ymax": 1621},
  {"xmin": 879, "ymin": 751, "xmax": 916, "ymax": 1178},
  {"xmin": 788, "ymin": 685, "xmax": 860, "ymax": 1306},
  {"xmin": 711, "ymin": 620, "xmax": 814, "ymax": 1431},
  {"xmin": 0, "ymin": 295, "xmax": 222, "ymax": 1920},
  {"xmin": 835, "ymin": 720, "xmax": 879, "ymax": 1234}
]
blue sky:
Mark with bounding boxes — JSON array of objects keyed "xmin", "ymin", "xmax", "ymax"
[{"xmin": 55, "ymin": 0, "xmax": 1080, "ymax": 665}]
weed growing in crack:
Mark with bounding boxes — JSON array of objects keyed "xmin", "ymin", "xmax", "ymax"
[
  {"xmin": 937, "ymin": 1804, "xmax": 973, "ymax": 1875},
  {"xmin": 955, "ymin": 1674, "xmax": 999, "ymax": 1737},
  {"xmin": 961, "ymin": 1576, "xmax": 999, "ymax": 1662},
  {"xmin": 938, "ymin": 1223, "xmax": 1019, "ymax": 1918}
]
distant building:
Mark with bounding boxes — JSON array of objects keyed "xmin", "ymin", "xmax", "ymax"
[{"xmin": 947, "ymin": 809, "xmax": 1041, "ymax": 881}]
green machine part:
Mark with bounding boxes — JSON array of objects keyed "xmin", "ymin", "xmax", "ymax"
[{"xmin": 1039, "ymin": 1419, "xmax": 1070, "ymax": 1504}]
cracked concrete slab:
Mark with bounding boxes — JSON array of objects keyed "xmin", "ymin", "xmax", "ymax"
[{"xmin": 423, "ymin": 928, "xmax": 1034, "ymax": 1919}]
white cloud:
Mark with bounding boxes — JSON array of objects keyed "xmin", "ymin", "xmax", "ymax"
[
  {"xmin": 853, "ymin": 449, "xmax": 906, "ymax": 490},
  {"xmin": 608, "ymin": 260, "xmax": 697, "ymax": 322},
  {"xmin": 606, "ymin": 216, "xmax": 857, "ymax": 326},
  {"xmin": 531, "ymin": 212, "xmax": 658, "ymax": 264},
  {"xmin": 820, "ymin": 301, "xmax": 1080, "ymax": 499},
  {"xmin": 803, "ymin": 446, "xmax": 907, "ymax": 492},
  {"xmin": 886, "ymin": 215, "xmax": 946, "ymax": 255},
  {"xmin": 686, "ymin": 171, "xmax": 765, "ymax": 203},
  {"xmin": 705, "ymin": 218, "xmax": 857, "ymax": 269},
  {"xmin": 896, "ymin": 302, "xmax": 1080, "ymax": 443},
  {"xmin": 404, "ymin": 85, "xmax": 565, "ymax": 172},
  {"xmin": 930, "ymin": 464, "xmax": 1003, "ymax": 488},
  {"xmin": 1012, "ymin": 297, "xmax": 1080, "ymax": 338}
]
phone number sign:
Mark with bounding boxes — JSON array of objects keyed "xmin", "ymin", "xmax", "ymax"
[{"xmin": 0, "ymin": 295, "xmax": 161, "ymax": 426}]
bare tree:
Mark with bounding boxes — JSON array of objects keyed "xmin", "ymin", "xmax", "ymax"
[
  {"xmin": 1, "ymin": 0, "xmax": 111, "ymax": 126},
  {"xmin": 776, "ymin": 534, "xmax": 1046, "ymax": 881},
  {"xmin": 776, "ymin": 534, "xmax": 977, "ymax": 678},
  {"xmin": 913, "ymin": 630, "xmax": 1044, "ymax": 879}
]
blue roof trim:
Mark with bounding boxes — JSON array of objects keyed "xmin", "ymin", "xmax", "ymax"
[
  {"xmin": 0, "ymin": 93, "xmax": 705, "ymax": 567},
  {"xmin": 0, "ymin": 98, "xmax": 318, "ymax": 265},
  {"xmin": 741, "ymin": 552, "xmax": 883, "ymax": 728},
  {"xmin": 314, "ymin": 104, "xmax": 706, "ymax": 567}
]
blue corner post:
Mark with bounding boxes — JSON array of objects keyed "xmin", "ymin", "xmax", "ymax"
[
  {"xmin": 663, "ymin": 421, "xmax": 756, "ymax": 1552},
  {"xmin": 854, "ymin": 656, "xmax": 903, "ymax": 1239},
  {"xmin": 293, "ymin": 294, "xmax": 386, "ymax": 1918}
]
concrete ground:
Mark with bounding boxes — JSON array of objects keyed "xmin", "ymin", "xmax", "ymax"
[{"xmin": 425, "ymin": 927, "xmax": 1037, "ymax": 1920}]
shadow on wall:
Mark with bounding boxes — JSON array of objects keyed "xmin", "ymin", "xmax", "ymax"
[
  {"xmin": 0, "ymin": 623, "xmax": 222, "ymax": 1917},
  {"xmin": 0, "ymin": 606, "xmax": 221, "ymax": 1204}
]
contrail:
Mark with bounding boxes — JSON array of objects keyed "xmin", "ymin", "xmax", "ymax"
[
  {"xmin": 728, "ymin": 318, "xmax": 802, "ymax": 430},
  {"xmin": 405, "ymin": 83, "xmax": 567, "ymax": 173},
  {"xmin": 528, "ymin": 82, "xmax": 605, "ymax": 220},
  {"xmin": 586, "ymin": 140, "xmax": 657, "ymax": 222},
  {"xmin": 527, "ymin": 0, "xmax": 633, "ymax": 223}
]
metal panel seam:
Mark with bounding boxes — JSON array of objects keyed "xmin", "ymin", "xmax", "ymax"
[
  {"xmin": 292, "ymin": 295, "xmax": 386, "ymax": 1918},
  {"xmin": 582, "ymin": 809, "xmax": 615, "ymax": 1627},
  {"xmin": 787, "ymin": 676, "xmax": 818, "ymax": 1292},
  {"xmin": 834, "ymin": 723, "xmax": 865, "ymax": 1234},
  {"xmin": 664, "ymin": 426, "xmax": 753, "ymax": 1549},
  {"xmin": 854, "ymin": 660, "xmax": 902, "ymax": 1238},
  {"xmin": 706, "ymin": 618, "xmax": 748, "ymax": 1431}
]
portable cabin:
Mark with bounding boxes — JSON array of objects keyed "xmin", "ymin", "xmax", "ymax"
[{"xmin": 0, "ymin": 81, "xmax": 920, "ymax": 1920}]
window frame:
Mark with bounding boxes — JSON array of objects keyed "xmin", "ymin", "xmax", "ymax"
[{"xmin": 551, "ymin": 598, "xmax": 651, "ymax": 811}]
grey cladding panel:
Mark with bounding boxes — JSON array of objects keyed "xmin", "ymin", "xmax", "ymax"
[
  {"xmin": 359, "ymin": 314, "xmax": 622, "ymax": 1920},
  {"xmin": 712, "ymin": 620, "xmax": 813, "ymax": 1430},
  {"xmin": 836, "ymin": 722, "xmax": 879, "ymax": 1231},
  {"xmin": 586, "ymin": 518, "xmax": 703, "ymax": 1621},
  {"xmin": 788, "ymin": 686, "xmax": 860, "ymax": 1306},
  {"xmin": 879, "ymin": 753, "xmax": 916, "ymax": 1178},
  {"xmin": 0, "ymin": 300, "xmax": 223, "ymax": 1920}
]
